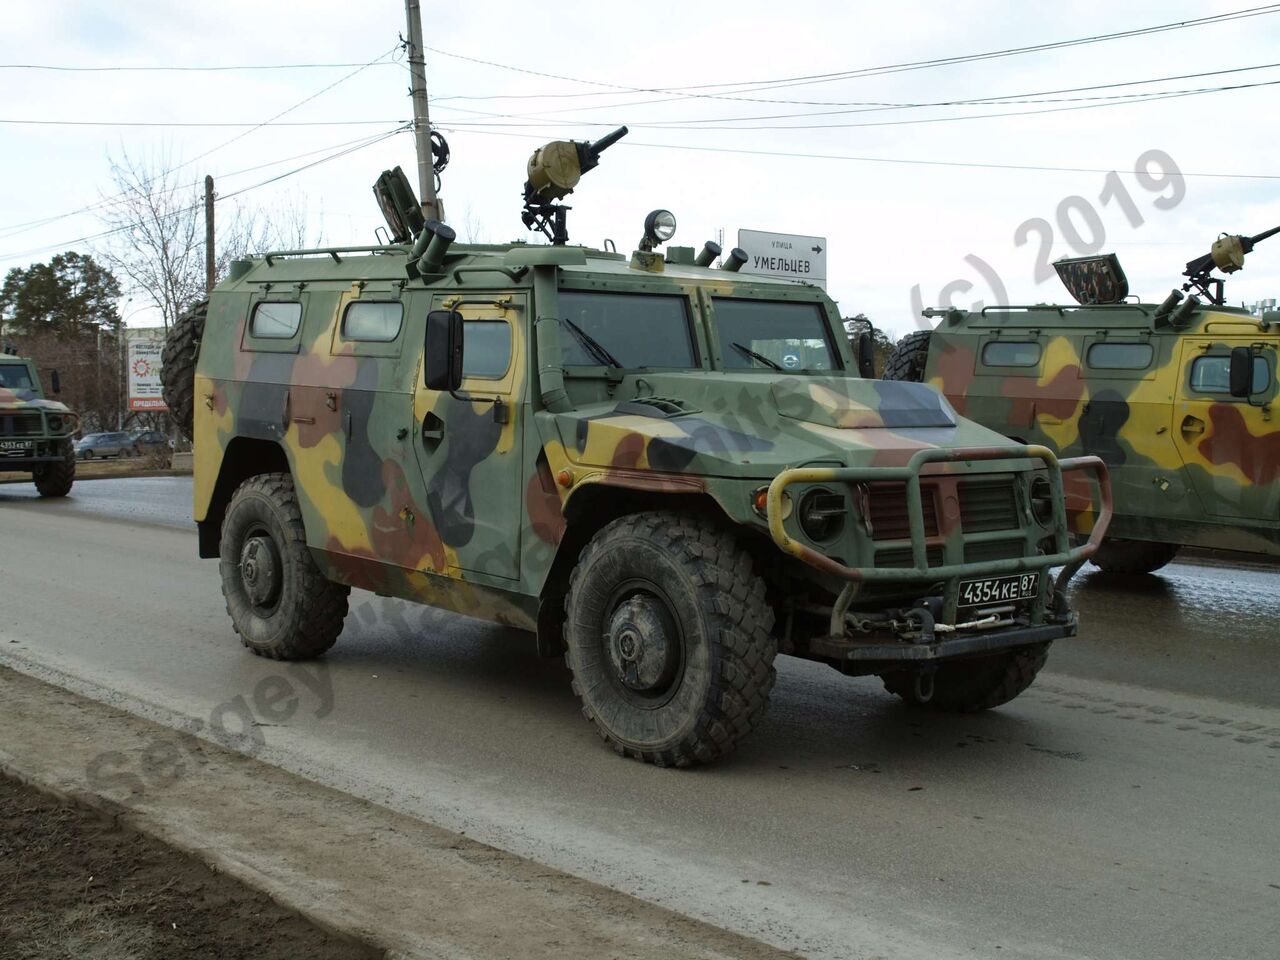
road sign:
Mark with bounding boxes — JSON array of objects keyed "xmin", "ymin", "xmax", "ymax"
[
  {"xmin": 126, "ymin": 329, "xmax": 167, "ymax": 411},
  {"xmin": 737, "ymin": 229, "xmax": 827, "ymax": 288}
]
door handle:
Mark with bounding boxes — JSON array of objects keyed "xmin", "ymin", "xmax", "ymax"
[
  {"xmin": 1180, "ymin": 414, "xmax": 1206, "ymax": 437},
  {"xmin": 421, "ymin": 412, "xmax": 444, "ymax": 443}
]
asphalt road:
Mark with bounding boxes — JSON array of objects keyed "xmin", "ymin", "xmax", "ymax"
[{"xmin": 2, "ymin": 477, "xmax": 1278, "ymax": 960}]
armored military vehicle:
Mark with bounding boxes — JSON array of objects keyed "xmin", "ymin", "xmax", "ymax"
[
  {"xmin": 163, "ymin": 128, "xmax": 1109, "ymax": 766},
  {"xmin": 0, "ymin": 352, "xmax": 77, "ymax": 497},
  {"xmin": 885, "ymin": 228, "xmax": 1279, "ymax": 573}
]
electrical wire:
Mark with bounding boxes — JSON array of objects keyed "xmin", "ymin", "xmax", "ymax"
[{"xmin": 0, "ymin": 61, "xmax": 402, "ymax": 72}]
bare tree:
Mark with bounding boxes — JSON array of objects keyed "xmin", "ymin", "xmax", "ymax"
[
  {"xmin": 96, "ymin": 150, "xmax": 319, "ymax": 329},
  {"xmin": 97, "ymin": 148, "xmax": 203, "ymax": 330}
]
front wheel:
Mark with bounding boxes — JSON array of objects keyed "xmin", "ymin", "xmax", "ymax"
[
  {"xmin": 882, "ymin": 643, "xmax": 1049, "ymax": 712},
  {"xmin": 564, "ymin": 512, "xmax": 777, "ymax": 767},
  {"xmin": 33, "ymin": 439, "xmax": 75, "ymax": 497},
  {"xmin": 219, "ymin": 472, "xmax": 349, "ymax": 660},
  {"xmin": 1089, "ymin": 539, "xmax": 1180, "ymax": 575}
]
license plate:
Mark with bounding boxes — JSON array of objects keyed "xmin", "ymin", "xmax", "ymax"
[
  {"xmin": 958, "ymin": 573, "xmax": 1040, "ymax": 608},
  {"xmin": 0, "ymin": 439, "xmax": 33, "ymax": 457}
]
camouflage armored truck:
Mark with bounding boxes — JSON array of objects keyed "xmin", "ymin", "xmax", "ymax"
[
  {"xmin": 885, "ymin": 228, "xmax": 1279, "ymax": 574},
  {"xmin": 0, "ymin": 352, "xmax": 77, "ymax": 497},
  {"xmin": 163, "ymin": 129, "xmax": 1110, "ymax": 766}
]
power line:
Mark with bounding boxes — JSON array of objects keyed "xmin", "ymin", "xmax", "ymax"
[
  {"xmin": 0, "ymin": 61, "xmax": 402, "ymax": 72},
  {"xmin": 446, "ymin": 126, "xmax": 1280, "ymax": 180},
  {"xmin": 0, "ymin": 118, "xmax": 403, "ymax": 128},
  {"xmin": 424, "ymin": 4, "xmax": 1280, "ymax": 108}
]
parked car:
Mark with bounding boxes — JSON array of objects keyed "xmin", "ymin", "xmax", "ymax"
[
  {"xmin": 75, "ymin": 431, "xmax": 135, "ymax": 459},
  {"xmin": 131, "ymin": 429, "xmax": 173, "ymax": 463}
]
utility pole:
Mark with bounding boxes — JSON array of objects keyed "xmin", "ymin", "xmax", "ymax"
[
  {"xmin": 404, "ymin": 0, "xmax": 443, "ymax": 221},
  {"xmin": 204, "ymin": 175, "xmax": 216, "ymax": 295}
]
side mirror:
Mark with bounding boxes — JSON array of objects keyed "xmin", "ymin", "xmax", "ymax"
[
  {"xmin": 50, "ymin": 369, "xmax": 61, "ymax": 394},
  {"xmin": 1229, "ymin": 346, "xmax": 1254, "ymax": 398},
  {"xmin": 856, "ymin": 333, "xmax": 876, "ymax": 379},
  {"xmin": 424, "ymin": 309, "xmax": 464, "ymax": 392}
]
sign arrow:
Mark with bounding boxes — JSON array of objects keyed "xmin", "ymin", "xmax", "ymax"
[{"xmin": 811, "ymin": 245, "xmax": 823, "ymax": 254}]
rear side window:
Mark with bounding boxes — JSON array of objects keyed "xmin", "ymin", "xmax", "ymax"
[
  {"xmin": 1087, "ymin": 342, "xmax": 1154, "ymax": 370},
  {"xmin": 342, "ymin": 301, "xmax": 403, "ymax": 342},
  {"xmin": 982, "ymin": 341, "xmax": 1041, "ymax": 367},
  {"xmin": 250, "ymin": 301, "xmax": 302, "ymax": 339},
  {"xmin": 463, "ymin": 321, "xmax": 513, "ymax": 379}
]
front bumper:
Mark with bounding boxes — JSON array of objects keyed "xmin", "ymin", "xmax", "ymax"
[
  {"xmin": 0, "ymin": 438, "xmax": 70, "ymax": 471},
  {"xmin": 766, "ymin": 444, "xmax": 1112, "ymax": 638}
]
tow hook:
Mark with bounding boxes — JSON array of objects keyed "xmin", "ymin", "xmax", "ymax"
[
  {"xmin": 914, "ymin": 667, "xmax": 936, "ymax": 703},
  {"xmin": 906, "ymin": 605, "xmax": 936, "ymax": 643}
]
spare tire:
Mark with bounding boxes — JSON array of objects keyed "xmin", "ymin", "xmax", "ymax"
[
  {"xmin": 881, "ymin": 330, "xmax": 932, "ymax": 382},
  {"xmin": 161, "ymin": 298, "xmax": 208, "ymax": 441}
]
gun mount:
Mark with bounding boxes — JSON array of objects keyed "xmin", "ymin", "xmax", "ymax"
[
  {"xmin": 521, "ymin": 126, "xmax": 628, "ymax": 245},
  {"xmin": 1183, "ymin": 224, "xmax": 1280, "ymax": 305}
]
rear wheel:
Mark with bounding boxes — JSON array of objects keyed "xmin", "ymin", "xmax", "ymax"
[
  {"xmin": 162, "ymin": 298, "xmax": 208, "ymax": 442},
  {"xmin": 882, "ymin": 643, "xmax": 1049, "ymax": 712},
  {"xmin": 219, "ymin": 472, "xmax": 349, "ymax": 660},
  {"xmin": 882, "ymin": 330, "xmax": 933, "ymax": 382},
  {"xmin": 564, "ymin": 512, "xmax": 777, "ymax": 766},
  {"xmin": 33, "ymin": 439, "xmax": 75, "ymax": 498},
  {"xmin": 1089, "ymin": 538, "xmax": 1180, "ymax": 575}
]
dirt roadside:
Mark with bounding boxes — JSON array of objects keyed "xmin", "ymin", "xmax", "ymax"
[
  {"xmin": 0, "ymin": 666, "xmax": 798, "ymax": 960},
  {"xmin": 1, "ymin": 774, "xmax": 379, "ymax": 960}
]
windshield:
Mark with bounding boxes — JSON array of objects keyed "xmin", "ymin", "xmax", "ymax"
[
  {"xmin": 713, "ymin": 298, "xmax": 838, "ymax": 373},
  {"xmin": 0, "ymin": 364, "xmax": 34, "ymax": 390},
  {"xmin": 559, "ymin": 291, "xmax": 696, "ymax": 369}
]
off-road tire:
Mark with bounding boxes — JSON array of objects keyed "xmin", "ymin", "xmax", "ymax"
[
  {"xmin": 882, "ymin": 643, "xmax": 1050, "ymax": 712},
  {"xmin": 882, "ymin": 330, "xmax": 933, "ymax": 382},
  {"xmin": 220, "ymin": 472, "xmax": 349, "ymax": 660},
  {"xmin": 1089, "ymin": 538, "xmax": 1180, "ymax": 575},
  {"xmin": 564, "ymin": 512, "xmax": 777, "ymax": 767},
  {"xmin": 162, "ymin": 298, "xmax": 208, "ymax": 442},
  {"xmin": 32, "ymin": 439, "xmax": 75, "ymax": 497}
]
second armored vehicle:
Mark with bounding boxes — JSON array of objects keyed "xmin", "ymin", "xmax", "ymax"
[
  {"xmin": 164, "ymin": 131, "xmax": 1110, "ymax": 765},
  {"xmin": 0, "ymin": 352, "xmax": 78, "ymax": 497},
  {"xmin": 886, "ymin": 228, "xmax": 1279, "ymax": 573}
]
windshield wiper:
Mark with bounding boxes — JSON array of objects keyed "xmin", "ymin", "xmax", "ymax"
[
  {"xmin": 730, "ymin": 342, "xmax": 783, "ymax": 371},
  {"xmin": 563, "ymin": 318, "xmax": 623, "ymax": 370}
]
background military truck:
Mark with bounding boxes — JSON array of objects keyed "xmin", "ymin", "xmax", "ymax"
[
  {"xmin": 885, "ymin": 228, "xmax": 1279, "ymax": 574},
  {"xmin": 162, "ymin": 129, "xmax": 1110, "ymax": 766},
  {"xmin": 0, "ymin": 352, "xmax": 78, "ymax": 497}
]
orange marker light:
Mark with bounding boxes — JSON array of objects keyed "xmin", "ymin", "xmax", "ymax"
[
  {"xmin": 752, "ymin": 488, "xmax": 770, "ymax": 514},
  {"xmin": 556, "ymin": 469, "xmax": 574, "ymax": 488}
]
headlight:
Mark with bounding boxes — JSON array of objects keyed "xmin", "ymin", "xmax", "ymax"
[
  {"xmin": 1029, "ymin": 475, "xmax": 1055, "ymax": 525},
  {"xmin": 47, "ymin": 415, "xmax": 62, "ymax": 432},
  {"xmin": 798, "ymin": 487, "xmax": 846, "ymax": 542}
]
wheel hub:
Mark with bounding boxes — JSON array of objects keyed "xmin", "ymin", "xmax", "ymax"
[
  {"xmin": 606, "ymin": 594, "xmax": 679, "ymax": 694},
  {"xmin": 240, "ymin": 534, "xmax": 282, "ymax": 610}
]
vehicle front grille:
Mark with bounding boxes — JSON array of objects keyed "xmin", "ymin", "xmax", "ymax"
[
  {"xmin": 963, "ymin": 539, "xmax": 1026, "ymax": 564},
  {"xmin": 958, "ymin": 478, "xmax": 1019, "ymax": 533},
  {"xmin": 0, "ymin": 413, "xmax": 43, "ymax": 437},
  {"xmin": 875, "ymin": 545, "xmax": 945, "ymax": 569},
  {"xmin": 866, "ymin": 482, "xmax": 940, "ymax": 541}
]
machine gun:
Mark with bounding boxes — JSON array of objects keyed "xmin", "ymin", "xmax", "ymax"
[
  {"xmin": 521, "ymin": 126, "xmax": 628, "ymax": 245},
  {"xmin": 1183, "ymin": 224, "xmax": 1280, "ymax": 305}
]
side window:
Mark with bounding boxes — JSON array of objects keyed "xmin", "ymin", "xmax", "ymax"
[
  {"xmin": 982, "ymin": 341, "xmax": 1041, "ymax": 367},
  {"xmin": 1087, "ymin": 342, "xmax": 1154, "ymax": 370},
  {"xmin": 250, "ymin": 301, "xmax": 302, "ymax": 339},
  {"xmin": 462, "ymin": 321, "xmax": 513, "ymax": 379},
  {"xmin": 342, "ymin": 301, "xmax": 403, "ymax": 342},
  {"xmin": 1190, "ymin": 354, "xmax": 1271, "ymax": 395}
]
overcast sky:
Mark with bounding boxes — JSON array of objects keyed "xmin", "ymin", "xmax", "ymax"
[{"xmin": 1, "ymin": 0, "xmax": 1277, "ymax": 335}]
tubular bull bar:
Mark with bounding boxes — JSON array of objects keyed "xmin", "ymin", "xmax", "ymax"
[{"xmin": 766, "ymin": 445, "xmax": 1112, "ymax": 641}]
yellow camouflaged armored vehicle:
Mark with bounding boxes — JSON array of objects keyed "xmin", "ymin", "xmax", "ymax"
[
  {"xmin": 163, "ymin": 130, "xmax": 1110, "ymax": 766},
  {"xmin": 886, "ymin": 228, "xmax": 1278, "ymax": 574}
]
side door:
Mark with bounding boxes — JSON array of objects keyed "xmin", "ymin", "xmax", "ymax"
[
  {"xmin": 1173, "ymin": 337, "xmax": 1279, "ymax": 520},
  {"xmin": 410, "ymin": 292, "xmax": 526, "ymax": 581}
]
